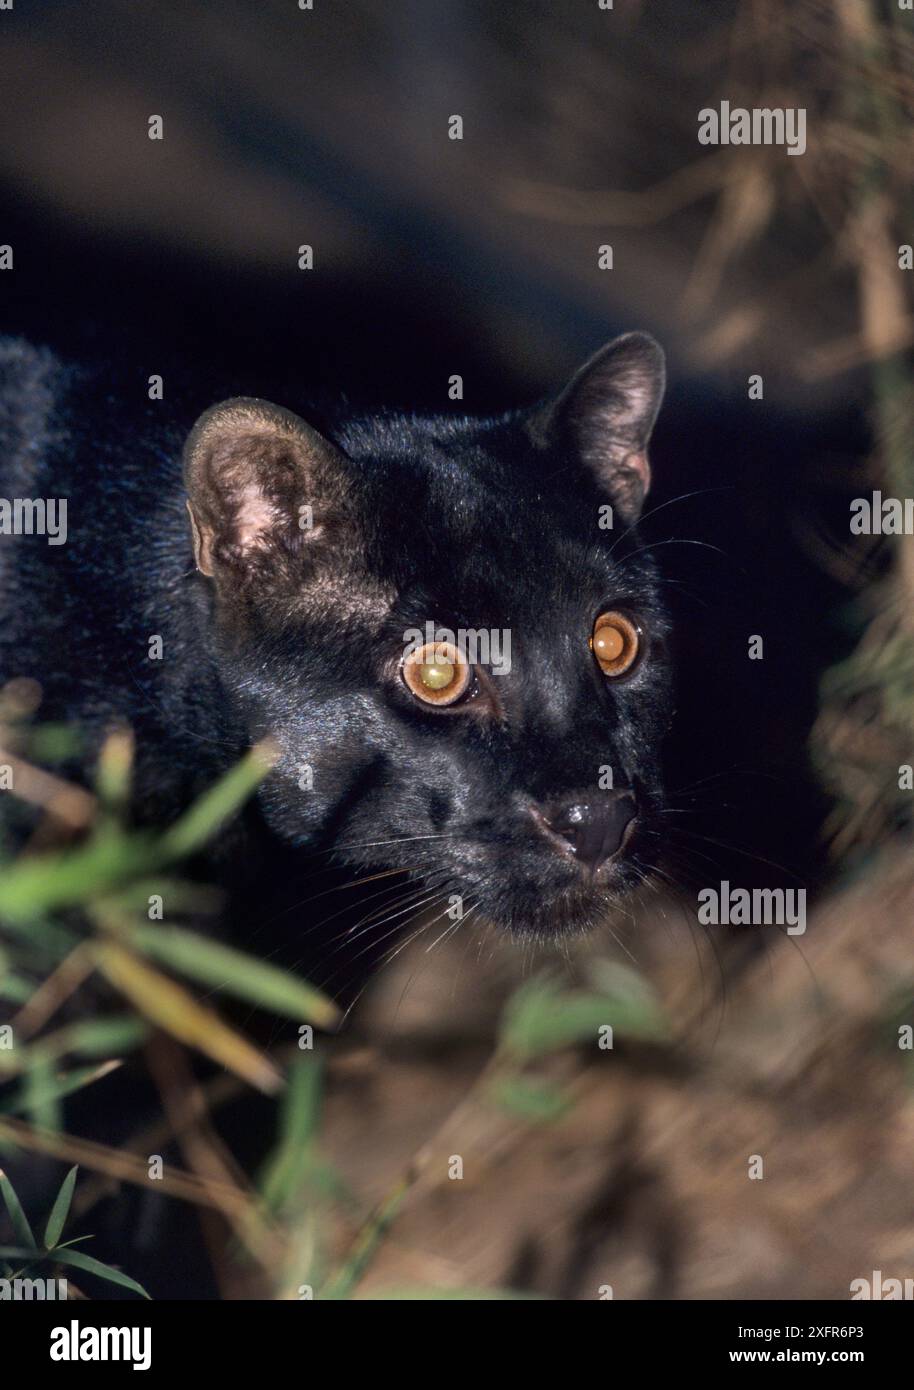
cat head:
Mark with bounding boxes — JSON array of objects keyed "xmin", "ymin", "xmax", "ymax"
[{"xmin": 184, "ymin": 332, "xmax": 672, "ymax": 938}]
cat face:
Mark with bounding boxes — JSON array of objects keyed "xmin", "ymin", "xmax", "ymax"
[{"xmin": 184, "ymin": 334, "xmax": 673, "ymax": 937}]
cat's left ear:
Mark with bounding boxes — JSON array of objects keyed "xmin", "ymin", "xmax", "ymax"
[
  {"xmin": 183, "ymin": 396, "xmax": 347, "ymax": 589},
  {"xmin": 530, "ymin": 332, "xmax": 665, "ymax": 521}
]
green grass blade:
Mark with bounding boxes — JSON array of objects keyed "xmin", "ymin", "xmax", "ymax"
[
  {"xmin": 321, "ymin": 1179, "xmax": 409, "ymax": 1301},
  {"xmin": 157, "ymin": 740, "xmax": 277, "ymax": 862},
  {"xmin": 499, "ymin": 969, "xmax": 668, "ymax": 1061},
  {"xmin": 23, "ymin": 1053, "xmax": 62, "ymax": 1133},
  {"xmin": 60, "ymin": 1016, "xmax": 150, "ymax": 1058},
  {"xmin": 259, "ymin": 1057, "xmax": 323, "ymax": 1215},
  {"xmin": 93, "ymin": 940, "xmax": 282, "ymax": 1094},
  {"xmin": 47, "ymin": 1245, "xmax": 150, "ymax": 1299},
  {"xmin": 44, "ymin": 1166, "xmax": 78, "ymax": 1249},
  {"xmin": 490, "ymin": 1077, "xmax": 570, "ymax": 1124},
  {"xmin": 132, "ymin": 925, "xmax": 339, "ymax": 1029},
  {"xmin": 0, "ymin": 834, "xmax": 156, "ymax": 923},
  {"xmin": 0, "ymin": 1168, "xmax": 36, "ymax": 1248}
]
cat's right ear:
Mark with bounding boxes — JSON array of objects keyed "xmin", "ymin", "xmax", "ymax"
[
  {"xmin": 528, "ymin": 332, "xmax": 666, "ymax": 522},
  {"xmin": 183, "ymin": 397, "xmax": 347, "ymax": 588}
]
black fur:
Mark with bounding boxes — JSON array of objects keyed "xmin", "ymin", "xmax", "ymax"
[{"xmin": 0, "ymin": 332, "xmax": 673, "ymax": 985}]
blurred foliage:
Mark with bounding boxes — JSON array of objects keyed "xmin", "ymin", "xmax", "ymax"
[
  {"xmin": 499, "ymin": 964, "xmax": 668, "ymax": 1063},
  {"xmin": 0, "ymin": 722, "xmax": 336, "ymax": 1104},
  {"xmin": 0, "ymin": 709, "xmax": 666, "ymax": 1299}
]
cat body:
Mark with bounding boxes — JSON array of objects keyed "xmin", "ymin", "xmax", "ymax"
[{"xmin": 0, "ymin": 331, "xmax": 672, "ymax": 972}]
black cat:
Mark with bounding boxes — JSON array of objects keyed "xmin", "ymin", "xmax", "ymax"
[{"xmin": 0, "ymin": 330, "xmax": 672, "ymax": 978}]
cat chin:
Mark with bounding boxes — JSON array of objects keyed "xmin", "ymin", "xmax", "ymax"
[{"xmin": 484, "ymin": 884, "xmax": 632, "ymax": 941}]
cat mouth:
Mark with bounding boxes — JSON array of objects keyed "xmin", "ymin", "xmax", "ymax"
[{"xmin": 472, "ymin": 877, "xmax": 642, "ymax": 940}]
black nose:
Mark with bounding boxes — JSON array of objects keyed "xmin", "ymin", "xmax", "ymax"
[{"xmin": 537, "ymin": 793, "xmax": 638, "ymax": 874}]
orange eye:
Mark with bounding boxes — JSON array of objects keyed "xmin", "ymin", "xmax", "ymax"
[
  {"xmin": 591, "ymin": 612, "xmax": 641, "ymax": 677},
  {"xmin": 402, "ymin": 641, "xmax": 471, "ymax": 706}
]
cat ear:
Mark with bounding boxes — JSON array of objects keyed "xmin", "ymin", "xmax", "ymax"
[
  {"xmin": 183, "ymin": 397, "xmax": 346, "ymax": 586},
  {"xmin": 531, "ymin": 332, "xmax": 665, "ymax": 521}
]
